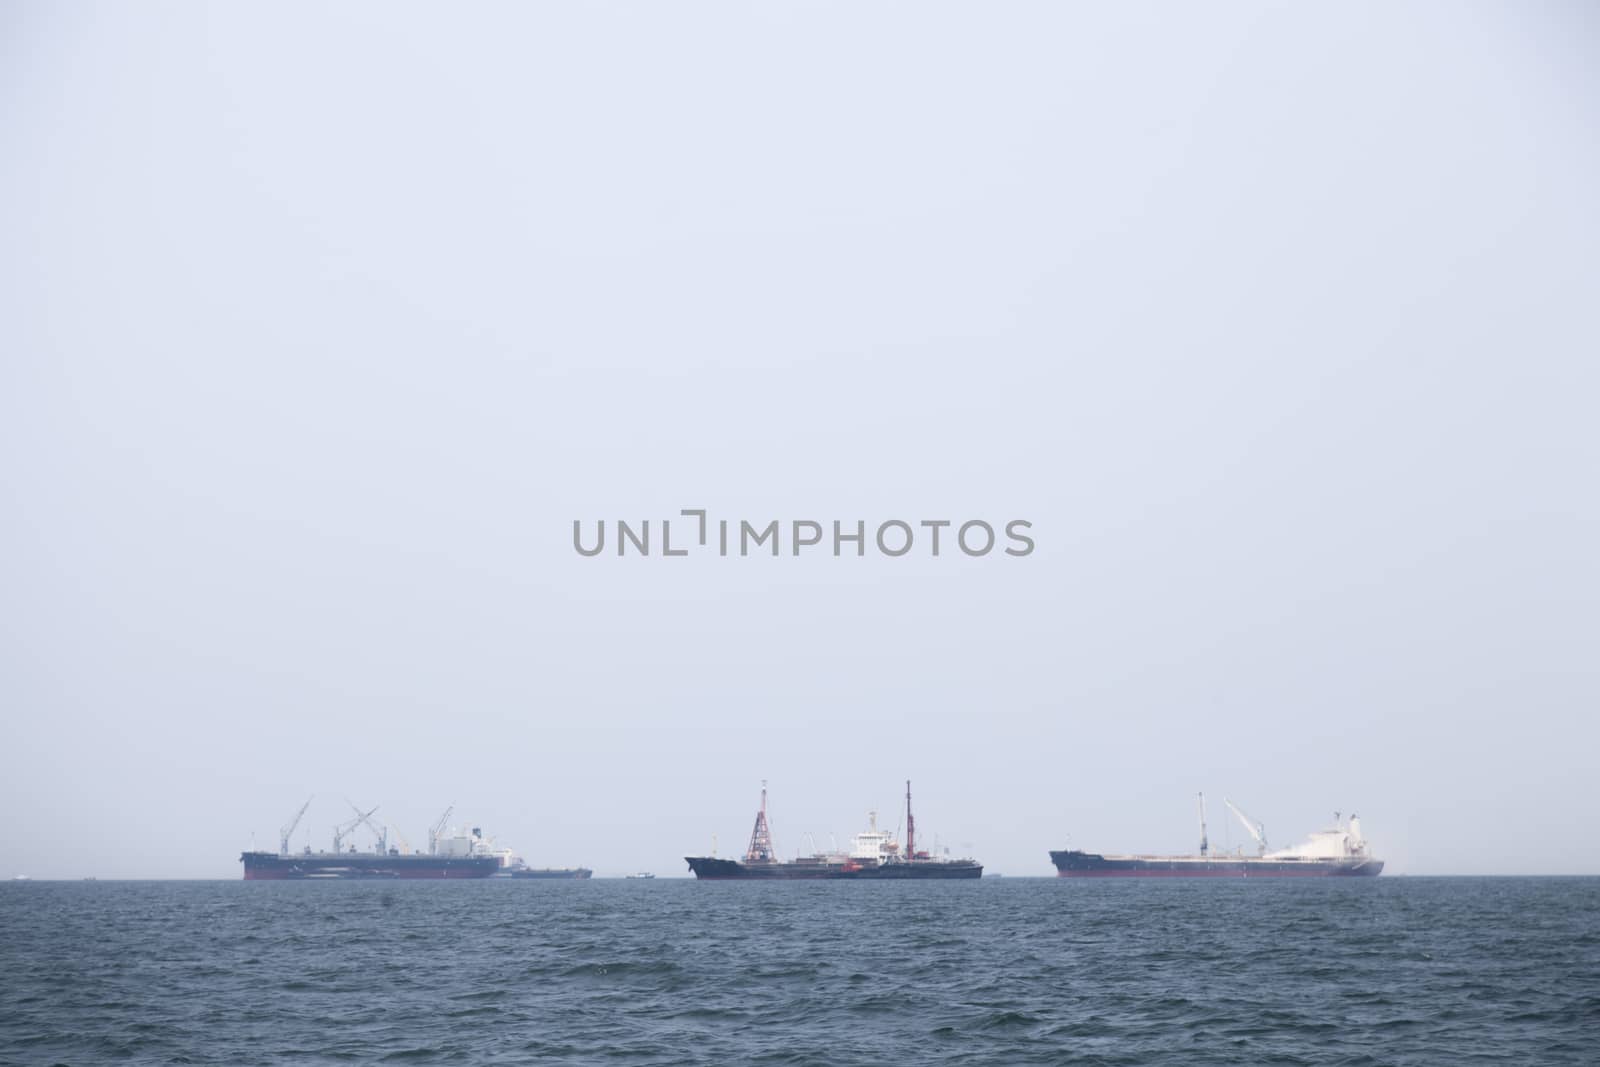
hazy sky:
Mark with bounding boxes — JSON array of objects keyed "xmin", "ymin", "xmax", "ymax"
[{"xmin": 3, "ymin": 3, "xmax": 1596, "ymax": 878}]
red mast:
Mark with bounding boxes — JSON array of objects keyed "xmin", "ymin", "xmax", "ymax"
[
  {"xmin": 745, "ymin": 780, "xmax": 775, "ymax": 863},
  {"xmin": 905, "ymin": 779, "xmax": 915, "ymax": 863}
]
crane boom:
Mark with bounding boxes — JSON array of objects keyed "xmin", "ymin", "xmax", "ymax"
[
  {"xmin": 280, "ymin": 797, "xmax": 312, "ymax": 856},
  {"xmin": 1223, "ymin": 798, "xmax": 1268, "ymax": 854},
  {"xmin": 332, "ymin": 807, "xmax": 377, "ymax": 853},
  {"xmin": 348, "ymin": 801, "xmax": 388, "ymax": 855},
  {"xmin": 429, "ymin": 805, "xmax": 454, "ymax": 855}
]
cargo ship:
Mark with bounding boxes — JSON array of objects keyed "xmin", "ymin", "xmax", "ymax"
[
  {"xmin": 1050, "ymin": 795, "xmax": 1384, "ymax": 878},
  {"xmin": 242, "ymin": 800, "xmax": 512, "ymax": 880},
  {"xmin": 686, "ymin": 781, "xmax": 983, "ymax": 880},
  {"xmin": 496, "ymin": 861, "xmax": 593, "ymax": 879}
]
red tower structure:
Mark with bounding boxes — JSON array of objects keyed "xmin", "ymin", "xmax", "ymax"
[
  {"xmin": 905, "ymin": 780, "xmax": 916, "ymax": 862},
  {"xmin": 744, "ymin": 780, "xmax": 776, "ymax": 863}
]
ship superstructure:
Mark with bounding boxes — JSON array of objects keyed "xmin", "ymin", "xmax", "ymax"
[
  {"xmin": 685, "ymin": 781, "xmax": 983, "ymax": 880},
  {"xmin": 1050, "ymin": 794, "xmax": 1384, "ymax": 877}
]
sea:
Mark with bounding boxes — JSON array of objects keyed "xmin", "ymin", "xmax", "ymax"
[{"xmin": 2, "ymin": 877, "xmax": 1596, "ymax": 1065}]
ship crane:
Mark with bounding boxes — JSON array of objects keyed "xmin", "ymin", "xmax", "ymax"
[
  {"xmin": 348, "ymin": 801, "xmax": 388, "ymax": 855},
  {"xmin": 1223, "ymin": 798, "xmax": 1268, "ymax": 856},
  {"xmin": 279, "ymin": 797, "xmax": 312, "ymax": 856},
  {"xmin": 333, "ymin": 806, "xmax": 379, "ymax": 854},
  {"xmin": 428, "ymin": 805, "xmax": 454, "ymax": 855}
]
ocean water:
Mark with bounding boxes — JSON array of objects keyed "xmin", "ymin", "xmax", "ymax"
[{"xmin": 1, "ymin": 877, "xmax": 1596, "ymax": 1065}]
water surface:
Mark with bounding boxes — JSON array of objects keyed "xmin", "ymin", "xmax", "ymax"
[{"xmin": 2, "ymin": 877, "xmax": 1596, "ymax": 1064}]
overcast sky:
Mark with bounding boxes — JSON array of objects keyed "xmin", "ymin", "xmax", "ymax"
[{"xmin": 3, "ymin": 2, "xmax": 1596, "ymax": 878}]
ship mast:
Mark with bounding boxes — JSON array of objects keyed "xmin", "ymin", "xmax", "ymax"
[
  {"xmin": 1197, "ymin": 792, "xmax": 1209, "ymax": 857},
  {"xmin": 905, "ymin": 780, "xmax": 915, "ymax": 863},
  {"xmin": 745, "ymin": 780, "xmax": 776, "ymax": 863}
]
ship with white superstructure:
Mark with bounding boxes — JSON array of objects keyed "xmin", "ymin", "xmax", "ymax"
[
  {"xmin": 240, "ymin": 799, "xmax": 590, "ymax": 880},
  {"xmin": 1050, "ymin": 794, "xmax": 1383, "ymax": 878},
  {"xmin": 685, "ymin": 781, "xmax": 983, "ymax": 880}
]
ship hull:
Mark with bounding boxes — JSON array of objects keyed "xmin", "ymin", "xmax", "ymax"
[
  {"xmin": 686, "ymin": 857, "xmax": 983, "ymax": 880},
  {"xmin": 1049, "ymin": 850, "xmax": 1383, "ymax": 878},
  {"xmin": 497, "ymin": 867, "xmax": 593, "ymax": 879},
  {"xmin": 240, "ymin": 851, "xmax": 502, "ymax": 880}
]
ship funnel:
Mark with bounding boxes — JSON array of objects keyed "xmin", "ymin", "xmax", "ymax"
[{"xmin": 1348, "ymin": 815, "xmax": 1363, "ymax": 844}]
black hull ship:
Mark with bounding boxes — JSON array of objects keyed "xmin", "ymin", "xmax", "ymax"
[
  {"xmin": 1051, "ymin": 795, "xmax": 1384, "ymax": 878},
  {"xmin": 686, "ymin": 781, "xmax": 982, "ymax": 880},
  {"xmin": 685, "ymin": 856, "xmax": 982, "ymax": 879}
]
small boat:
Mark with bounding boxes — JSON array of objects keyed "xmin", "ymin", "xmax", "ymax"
[{"xmin": 625, "ymin": 872, "xmax": 655, "ymax": 879}]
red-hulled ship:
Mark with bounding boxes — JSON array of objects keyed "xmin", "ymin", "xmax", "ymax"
[
  {"xmin": 685, "ymin": 781, "xmax": 983, "ymax": 880},
  {"xmin": 241, "ymin": 800, "xmax": 505, "ymax": 880},
  {"xmin": 1050, "ymin": 794, "xmax": 1384, "ymax": 878}
]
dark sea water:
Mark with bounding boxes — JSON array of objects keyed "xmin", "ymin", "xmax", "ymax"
[{"xmin": 2, "ymin": 877, "xmax": 1597, "ymax": 1065}]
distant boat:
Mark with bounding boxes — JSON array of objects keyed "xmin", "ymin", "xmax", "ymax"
[
  {"xmin": 497, "ymin": 863, "xmax": 593, "ymax": 880},
  {"xmin": 625, "ymin": 872, "xmax": 655, "ymax": 879}
]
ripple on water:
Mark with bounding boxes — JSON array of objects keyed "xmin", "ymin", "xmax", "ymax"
[{"xmin": 1, "ymin": 878, "xmax": 1598, "ymax": 1065}]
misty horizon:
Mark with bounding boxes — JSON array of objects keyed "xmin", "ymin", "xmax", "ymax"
[{"xmin": 4, "ymin": 3, "xmax": 1597, "ymax": 880}]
